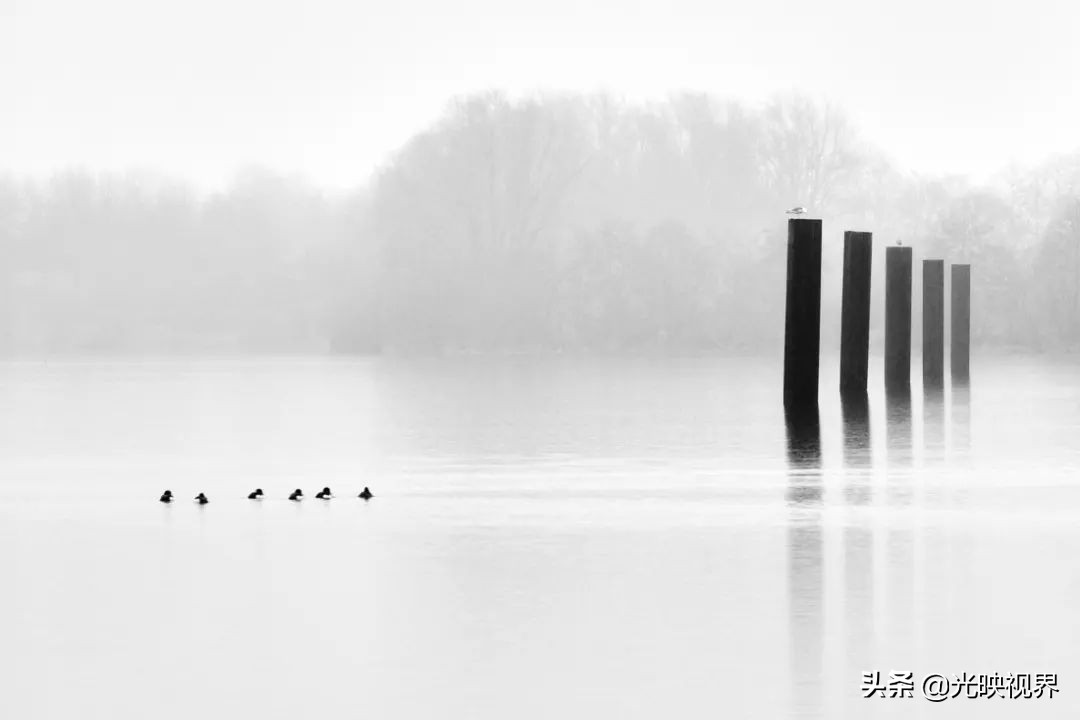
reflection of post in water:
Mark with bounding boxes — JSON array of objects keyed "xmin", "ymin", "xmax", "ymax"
[
  {"xmin": 923, "ymin": 384, "xmax": 945, "ymax": 465},
  {"xmin": 885, "ymin": 386, "xmax": 913, "ymax": 512},
  {"xmin": 785, "ymin": 404, "xmax": 822, "ymax": 504},
  {"xmin": 840, "ymin": 392, "xmax": 874, "ymax": 687},
  {"xmin": 785, "ymin": 404, "xmax": 823, "ymax": 717},
  {"xmin": 843, "ymin": 522, "xmax": 874, "ymax": 697},
  {"xmin": 884, "ymin": 387, "xmax": 916, "ymax": 680},
  {"xmin": 841, "ymin": 392, "xmax": 871, "ymax": 499},
  {"xmin": 951, "ymin": 380, "xmax": 971, "ymax": 458},
  {"xmin": 885, "ymin": 386, "xmax": 913, "ymax": 472},
  {"xmin": 884, "ymin": 522, "xmax": 916, "ymax": 684}
]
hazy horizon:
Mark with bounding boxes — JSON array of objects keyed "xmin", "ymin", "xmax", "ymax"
[
  {"xmin": 5, "ymin": 0, "xmax": 1080, "ymax": 191},
  {"xmin": 5, "ymin": 0, "xmax": 1080, "ymax": 358},
  {"xmin": 5, "ymin": 6, "xmax": 1080, "ymax": 718}
]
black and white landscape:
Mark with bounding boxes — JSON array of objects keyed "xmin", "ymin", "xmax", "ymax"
[{"xmin": 2, "ymin": 1, "xmax": 1079, "ymax": 718}]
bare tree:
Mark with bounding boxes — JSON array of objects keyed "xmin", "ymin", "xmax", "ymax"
[{"xmin": 759, "ymin": 94, "xmax": 864, "ymax": 214}]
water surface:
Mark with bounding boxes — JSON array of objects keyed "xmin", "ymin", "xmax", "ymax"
[{"xmin": 1, "ymin": 355, "xmax": 1078, "ymax": 719}]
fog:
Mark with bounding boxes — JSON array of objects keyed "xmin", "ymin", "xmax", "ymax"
[
  {"xmin": 8, "ymin": 0, "xmax": 1080, "ymax": 187},
  {"xmin": 1, "ymin": 91, "xmax": 1079, "ymax": 356},
  {"xmin": 6, "ymin": 8, "xmax": 1080, "ymax": 716},
  {"xmin": 6, "ymin": 0, "xmax": 1080, "ymax": 356}
]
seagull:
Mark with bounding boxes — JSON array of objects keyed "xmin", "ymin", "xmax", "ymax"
[
  {"xmin": 895, "ymin": 239, "xmax": 902, "ymax": 246},
  {"xmin": 786, "ymin": 206, "xmax": 807, "ymax": 215}
]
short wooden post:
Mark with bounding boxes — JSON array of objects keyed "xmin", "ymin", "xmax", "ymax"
[
  {"xmin": 951, "ymin": 264, "xmax": 970, "ymax": 381},
  {"xmin": 922, "ymin": 259, "xmax": 945, "ymax": 388},
  {"xmin": 783, "ymin": 219, "xmax": 822, "ymax": 409},
  {"xmin": 885, "ymin": 246, "xmax": 912, "ymax": 393},
  {"xmin": 840, "ymin": 231, "xmax": 872, "ymax": 397}
]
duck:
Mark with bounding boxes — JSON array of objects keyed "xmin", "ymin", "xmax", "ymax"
[
  {"xmin": 315, "ymin": 486, "xmax": 332, "ymax": 499},
  {"xmin": 288, "ymin": 488, "xmax": 303, "ymax": 501},
  {"xmin": 247, "ymin": 488, "xmax": 264, "ymax": 500},
  {"xmin": 358, "ymin": 487, "xmax": 373, "ymax": 500},
  {"xmin": 159, "ymin": 490, "xmax": 173, "ymax": 503},
  {"xmin": 195, "ymin": 493, "xmax": 209, "ymax": 505}
]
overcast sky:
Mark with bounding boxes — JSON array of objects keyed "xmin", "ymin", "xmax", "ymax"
[{"xmin": 3, "ymin": 0, "xmax": 1078, "ymax": 190}]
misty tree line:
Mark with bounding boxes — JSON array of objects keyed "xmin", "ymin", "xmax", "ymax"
[{"xmin": 1, "ymin": 91, "xmax": 1079, "ymax": 356}]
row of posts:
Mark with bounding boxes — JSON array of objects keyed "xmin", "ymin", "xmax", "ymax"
[{"xmin": 783, "ymin": 218, "xmax": 970, "ymax": 408}]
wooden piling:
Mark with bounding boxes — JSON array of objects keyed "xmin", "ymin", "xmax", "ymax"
[
  {"xmin": 885, "ymin": 246, "xmax": 913, "ymax": 392},
  {"xmin": 783, "ymin": 219, "xmax": 822, "ymax": 409},
  {"xmin": 922, "ymin": 259, "xmax": 945, "ymax": 388},
  {"xmin": 840, "ymin": 231, "xmax": 872, "ymax": 397},
  {"xmin": 951, "ymin": 264, "xmax": 970, "ymax": 381}
]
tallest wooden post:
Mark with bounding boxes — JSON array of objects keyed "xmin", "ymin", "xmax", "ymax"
[{"xmin": 783, "ymin": 219, "xmax": 822, "ymax": 409}]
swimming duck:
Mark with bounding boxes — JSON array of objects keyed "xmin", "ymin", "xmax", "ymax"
[
  {"xmin": 315, "ymin": 486, "xmax": 332, "ymax": 499},
  {"xmin": 159, "ymin": 490, "xmax": 173, "ymax": 503},
  {"xmin": 195, "ymin": 493, "xmax": 209, "ymax": 505},
  {"xmin": 358, "ymin": 487, "xmax": 373, "ymax": 500},
  {"xmin": 288, "ymin": 488, "xmax": 303, "ymax": 501},
  {"xmin": 248, "ymin": 488, "xmax": 264, "ymax": 499}
]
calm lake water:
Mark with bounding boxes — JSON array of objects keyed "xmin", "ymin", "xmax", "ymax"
[{"xmin": 1, "ymin": 354, "xmax": 1078, "ymax": 719}]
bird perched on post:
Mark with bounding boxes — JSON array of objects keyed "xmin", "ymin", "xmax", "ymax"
[{"xmin": 786, "ymin": 206, "xmax": 807, "ymax": 216}]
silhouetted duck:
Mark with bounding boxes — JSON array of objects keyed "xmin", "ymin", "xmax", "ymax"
[
  {"xmin": 288, "ymin": 488, "xmax": 303, "ymax": 501},
  {"xmin": 358, "ymin": 487, "xmax": 373, "ymax": 500},
  {"xmin": 195, "ymin": 493, "xmax": 209, "ymax": 505},
  {"xmin": 159, "ymin": 490, "xmax": 173, "ymax": 503},
  {"xmin": 248, "ymin": 488, "xmax": 264, "ymax": 500},
  {"xmin": 315, "ymin": 486, "xmax": 332, "ymax": 499}
]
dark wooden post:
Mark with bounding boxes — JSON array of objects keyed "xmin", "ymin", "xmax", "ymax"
[
  {"xmin": 922, "ymin": 259, "xmax": 945, "ymax": 388},
  {"xmin": 840, "ymin": 231, "xmax": 872, "ymax": 397},
  {"xmin": 885, "ymin": 246, "xmax": 913, "ymax": 392},
  {"xmin": 951, "ymin": 264, "xmax": 970, "ymax": 381},
  {"xmin": 783, "ymin": 219, "xmax": 822, "ymax": 409}
]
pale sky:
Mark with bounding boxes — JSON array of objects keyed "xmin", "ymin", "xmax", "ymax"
[{"xmin": 3, "ymin": 0, "xmax": 1079, "ymax": 190}]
